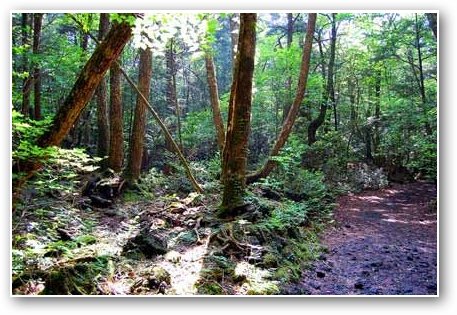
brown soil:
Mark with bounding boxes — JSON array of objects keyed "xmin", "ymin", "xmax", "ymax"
[{"xmin": 283, "ymin": 181, "xmax": 437, "ymax": 295}]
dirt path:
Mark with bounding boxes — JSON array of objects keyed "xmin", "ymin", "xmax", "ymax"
[{"xmin": 283, "ymin": 182, "xmax": 437, "ymax": 295}]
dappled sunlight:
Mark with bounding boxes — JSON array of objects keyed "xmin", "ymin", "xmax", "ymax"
[{"xmin": 157, "ymin": 234, "xmax": 210, "ymax": 295}]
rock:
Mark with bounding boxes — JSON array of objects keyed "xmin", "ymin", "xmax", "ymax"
[
  {"xmin": 354, "ymin": 281, "xmax": 364, "ymax": 290},
  {"xmin": 56, "ymin": 228, "xmax": 73, "ymax": 241},
  {"xmin": 89, "ymin": 195, "xmax": 112, "ymax": 208},
  {"xmin": 123, "ymin": 230, "xmax": 167, "ymax": 258}
]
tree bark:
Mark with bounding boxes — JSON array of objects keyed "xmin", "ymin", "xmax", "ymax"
[
  {"xmin": 96, "ymin": 13, "xmax": 111, "ymax": 161},
  {"xmin": 308, "ymin": 13, "xmax": 337, "ymax": 145},
  {"xmin": 33, "ymin": 13, "xmax": 43, "ymax": 120},
  {"xmin": 205, "ymin": 53, "xmax": 225, "ymax": 152},
  {"xmin": 221, "ymin": 13, "xmax": 257, "ymax": 214},
  {"xmin": 124, "ymin": 48, "xmax": 152, "ymax": 182},
  {"xmin": 21, "ymin": 13, "xmax": 32, "ymax": 117},
  {"xmin": 108, "ymin": 60, "xmax": 124, "ymax": 172},
  {"xmin": 246, "ymin": 13, "xmax": 316, "ymax": 184}
]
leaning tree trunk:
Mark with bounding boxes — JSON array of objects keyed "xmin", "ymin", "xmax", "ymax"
[
  {"xmin": 33, "ymin": 13, "xmax": 43, "ymax": 120},
  {"xmin": 108, "ymin": 60, "xmax": 124, "ymax": 172},
  {"xmin": 124, "ymin": 48, "xmax": 152, "ymax": 182},
  {"xmin": 38, "ymin": 18, "xmax": 133, "ymax": 148},
  {"xmin": 205, "ymin": 53, "xmax": 225, "ymax": 152},
  {"xmin": 12, "ymin": 15, "xmax": 134, "ymax": 198},
  {"xmin": 220, "ymin": 13, "xmax": 257, "ymax": 215},
  {"xmin": 246, "ymin": 13, "xmax": 316, "ymax": 184},
  {"xmin": 96, "ymin": 13, "xmax": 111, "ymax": 162}
]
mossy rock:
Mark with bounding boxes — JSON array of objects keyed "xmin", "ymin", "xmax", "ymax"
[{"xmin": 123, "ymin": 230, "xmax": 167, "ymax": 258}]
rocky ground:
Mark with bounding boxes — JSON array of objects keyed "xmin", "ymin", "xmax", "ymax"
[{"xmin": 282, "ymin": 181, "xmax": 437, "ymax": 295}]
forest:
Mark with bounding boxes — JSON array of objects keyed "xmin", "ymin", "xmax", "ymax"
[{"xmin": 11, "ymin": 12, "xmax": 437, "ymax": 296}]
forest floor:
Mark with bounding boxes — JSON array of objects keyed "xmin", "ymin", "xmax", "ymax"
[
  {"xmin": 282, "ymin": 181, "xmax": 438, "ymax": 295},
  {"xmin": 12, "ymin": 179, "xmax": 437, "ymax": 296}
]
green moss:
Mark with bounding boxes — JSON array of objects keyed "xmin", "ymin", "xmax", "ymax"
[
  {"xmin": 196, "ymin": 282, "xmax": 224, "ymax": 295},
  {"xmin": 75, "ymin": 234, "xmax": 97, "ymax": 245},
  {"xmin": 262, "ymin": 252, "xmax": 279, "ymax": 268}
]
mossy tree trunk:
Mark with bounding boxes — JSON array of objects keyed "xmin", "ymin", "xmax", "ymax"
[
  {"xmin": 124, "ymin": 48, "xmax": 153, "ymax": 182},
  {"xmin": 221, "ymin": 13, "xmax": 257, "ymax": 215},
  {"xmin": 246, "ymin": 13, "xmax": 316, "ymax": 184}
]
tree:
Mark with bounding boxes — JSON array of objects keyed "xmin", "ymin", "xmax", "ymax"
[
  {"xmin": 37, "ymin": 16, "xmax": 134, "ymax": 148},
  {"xmin": 308, "ymin": 13, "xmax": 337, "ymax": 145},
  {"xmin": 108, "ymin": 59, "xmax": 124, "ymax": 172},
  {"xmin": 96, "ymin": 13, "xmax": 111, "ymax": 162},
  {"xmin": 246, "ymin": 13, "xmax": 316, "ymax": 184},
  {"xmin": 205, "ymin": 53, "xmax": 225, "ymax": 152},
  {"xmin": 220, "ymin": 13, "xmax": 257, "ymax": 215},
  {"xmin": 21, "ymin": 13, "xmax": 32, "ymax": 117},
  {"xmin": 33, "ymin": 13, "xmax": 43, "ymax": 120},
  {"xmin": 13, "ymin": 14, "xmax": 135, "ymax": 195},
  {"xmin": 124, "ymin": 48, "xmax": 152, "ymax": 182}
]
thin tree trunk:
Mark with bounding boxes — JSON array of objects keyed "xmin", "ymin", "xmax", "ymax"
[
  {"xmin": 221, "ymin": 13, "xmax": 257, "ymax": 214},
  {"xmin": 246, "ymin": 13, "xmax": 316, "ymax": 184},
  {"xmin": 125, "ymin": 48, "xmax": 152, "ymax": 182},
  {"xmin": 33, "ymin": 13, "xmax": 43, "ymax": 120},
  {"xmin": 96, "ymin": 13, "xmax": 111, "ymax": 161},
  {"xmin": 283, "ymin": 13, "xmax": 294, "ymax": 122},
  {"xmin": 308, "ymin": 13, "xmax": 337, "ymax": 145},
  {"xmin": 21, "ymin": 13, "xmax": 32, "ymax": 117},
  {"xmin": 108, "ymin": 60, "xmax": 124, "ymax": 172},
  {"xmin": 415, "ymin": 13, "xmax": 432, "ymax": 136},
  {"xmin": 205, "ymin": 53, "xmax": 225, "ymax": 151}
]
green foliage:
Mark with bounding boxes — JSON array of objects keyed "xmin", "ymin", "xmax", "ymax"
[{"xmin": 260, "ymin": 201, "xmax": 308, "ymax": 232}]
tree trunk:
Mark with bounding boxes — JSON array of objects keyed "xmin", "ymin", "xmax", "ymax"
[
  {"xmin": 96, "ymin": 13, "xmax": 111, "ymax": 162},
  {"xmin": 426, "ymin": 13, "xmax": 437, "ymax": 39},
  {"xmin": 283, "ymin": 13, "xmax": 294, "ymax": 122},
  {"xmin": 108, "ymin": 60, "xmax": 124, "ymax": 172},
  {"xmin": 33, "ymin": 13, "xmax": 43, "ymax": 120},
  {"xmin": 414, "ymin": 13, "xmax": 432, "ymax": 136},
  {"xmin": 13, "ymin": 16, "xmax": 134, "ymax": 197},
  {"xmin": 124, "ymin": 48, "xmax": 152, "ymax": 182},
  {"xmin": 246, "ymin": 13, "xmax": 316, "ymax": 184},
  {"xmin": 21, "ymin": 13, "xmax": 32, "ymax": 117},
  {"xmin": 205, "ymin": 53, "xmax": 225, "ymax": 151},
  {"xmin": 308, "ymin": 13, "xmax": 337, "ymax": 145},
  {"xmin": 220, "ymin": 13, "xmax": 257, "ymax": 215}
]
